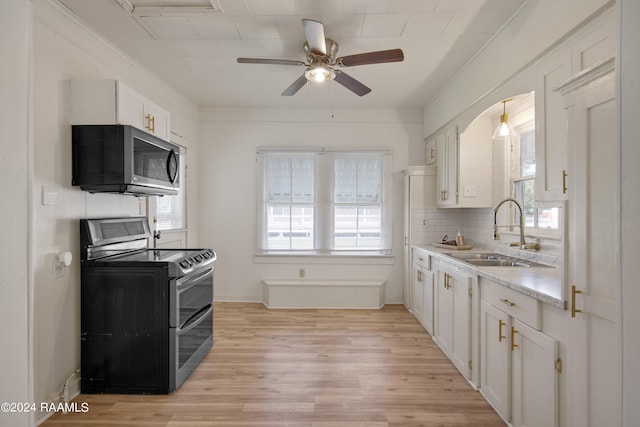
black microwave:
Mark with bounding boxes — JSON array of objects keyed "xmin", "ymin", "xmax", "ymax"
[{"xmin": 72, "ymin": 124, "xmax": 179, "ymax": 196}]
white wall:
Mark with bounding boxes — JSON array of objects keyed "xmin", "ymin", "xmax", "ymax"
[
  {"xmin": 198, "ymin": 108, "xmax": 422, "ymax": 304},
  {"xmin": 31, "ymin": 1, "xmax": 199, "ymax": 422},
  {"xmin": 0, "ymin": 2, "xmax": 32, "ymax": 426}
]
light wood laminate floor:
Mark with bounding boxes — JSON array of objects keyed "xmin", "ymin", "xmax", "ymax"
[{"xmin": 42, "ymin": 302, "xmax": 505, "ymax": 426}]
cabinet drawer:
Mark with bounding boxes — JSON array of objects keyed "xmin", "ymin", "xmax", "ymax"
[
  {"xmin": 483, "ymin": 280, "xmax": 541, "ymax": 329},
  {"xmin": 412, "ymin": 249, "xmax": 430, "ymax": 269}
]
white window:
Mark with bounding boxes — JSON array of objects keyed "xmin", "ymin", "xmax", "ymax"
[
  {"xmin": 256, "ymin": 148, "xmax": 392, "ymax": 255},
  {"xmin": 156, "ymin": 149, "xmax": 186, "ymax": 230},
  {"xmin": 508, "ymin": 100, "xmax": 559, "ymax": 234}
]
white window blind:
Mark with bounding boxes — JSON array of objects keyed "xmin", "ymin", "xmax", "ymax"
[
  {"xmin": 256, "ymin": 148, "xmax": 392, "ymax": 254},
  {"xmin": 156, "ymin": 150, "xmax": 186, "ymax": 230}
]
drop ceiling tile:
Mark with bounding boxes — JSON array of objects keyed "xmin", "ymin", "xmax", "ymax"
[
  {"xmin": 318, "ymin": 15, "xmax": 365, "ymax": 39},
  {"xmin": 342, "ymin": 0, "xmax": 391, "ymax": 14},
  {"xmin": 434, "ymin": 0, "xmax": 485, "ymax": 12},
  {"xmin": 333, "ymin": 38, "xmax": 381, "ymax": 56},
  {"xmin": 362, "ymin": 14, "xmax": 409, "ymax": 37},
  {"xmin": 276, "ymin": 16, "xmax": 308, "ymax": 38},
  {"xmin": 224, "ymin": 38, "xmax": 303, "ymax": 58},
  {"xmin": 216, "ymin": 0, "xmax": 250, "ymax": 15},
  {"xmin": 402, "ymin": 12, "xmax": 454, "ymax": 36},
  {"xmin": 295, "ymin": 0, "xmax": 344, "ymax": 15},
  {"xmin": 233, "ymin": 16, "xmax": 282, "ymax": 38},
  {"xmin": 182, "ymin": 56, "xmax": 238, "ymax": 72},
  {"xmin": 140, "ymin": 16, "xmax": 202, "ymax": 40},
  {"xmin": 246, "ymin": 0, "xmax": 296, "ymax": 15},
  {"xmin": 388, "ymin": 0, "xmax": 437, "ymax": 13},
  {"xmin": 162, "ymin": 39, "xmax": 228, "ymax": 57},
  {"xmin": 443, "ymin": 12, "xmax": 477, "ymax": 36},
  {"xmin": 188, "ymin": 15, "xmax": 239, "ymax": 39}
]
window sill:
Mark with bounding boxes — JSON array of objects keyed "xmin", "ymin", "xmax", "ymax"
[{"xmin": 254, "ymin": 252, "xmax": 394, "ymax": 265}]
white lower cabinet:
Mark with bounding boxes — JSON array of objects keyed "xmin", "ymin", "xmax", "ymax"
[
  {"xmin": 412, "ymin": 248, "xmax": 434, "ymax": 335},
  {"xmin": 434, "ymin": 260, "xmax": 471, "ymax": 379},
  {"xmin": 480, "ymin": 281, "xmax": 558, "ymax": 427}
]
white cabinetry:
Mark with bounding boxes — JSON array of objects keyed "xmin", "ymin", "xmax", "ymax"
[
  {"xmin": 480, "ymin": 280, "xmax": 558, "ymax": 427},
  {"xmin": 432, "ymin": 119, "xmax": 492, "ymax": 208},
  {"xmin": 535, "ymin": 50, "xmax": 571, "ymax": 201},
  {"xmin": 402, "ymin": 167, "xmax": 436, "ymax": 311},
  {"xmin": 433, "ymin": 259, "xmax": 471, "ymax": 378},
  {"xmin": 412, "ymin": 249, "xmax": 434, "ymax": 335},
  {"xmin": 557, "ymin": 59, "xmax": 620, "ymax": 427},
  {"xmin": 70, "ymin": 80, "xmax": 171, "ymax": 140}
]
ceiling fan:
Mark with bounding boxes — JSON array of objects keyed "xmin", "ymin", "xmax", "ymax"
[{"xmin": 237, "ymin": 19, "xmax": 404, "ymax": 97}]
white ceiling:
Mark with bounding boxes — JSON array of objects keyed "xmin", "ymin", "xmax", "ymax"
[{"xmin": 58, "ymin": 0, "xmax": 526, "ymax": 109}]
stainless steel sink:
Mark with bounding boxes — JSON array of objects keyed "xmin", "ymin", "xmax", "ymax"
[
  {"xmin": 445, "ymin": 252, "xmax": 551, "ymax": 268},
  {"xmin": 446, "ymin": 253, "xmax": 505, "ymax": 261},
  {"xmin": 465, "ymin": 259, "xmax": 531, "ymax": 267}
]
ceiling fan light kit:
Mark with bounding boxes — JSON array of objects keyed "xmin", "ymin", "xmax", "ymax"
[
  {"xmin": 237, "ymin": 19, "xmax": 404, "ymax": 97},
  {"xmin": 305, "ymin": 64, "xmax": 335, "ymax": 83}
]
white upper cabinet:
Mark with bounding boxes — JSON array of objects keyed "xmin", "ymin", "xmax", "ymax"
[
  {"xmin": 70, "ymin": 79, "xmax": 171, "ymax": 141},
  {"xmin": 535, "ymin": 50, "xmax": 571, "ymax": 202},
  {"xmin": 432, "ymin": 118, "xmax": 492, "ymax": 208}
]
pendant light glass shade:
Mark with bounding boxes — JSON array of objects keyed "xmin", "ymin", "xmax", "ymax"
[{"xmin": 492, "ymin": 100, "xmax": 517, "ymax": 140}]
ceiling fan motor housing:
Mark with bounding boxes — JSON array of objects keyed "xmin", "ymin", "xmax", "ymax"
[{"xmin": 304, "ymin": 39, "xmax": 339, "ymax": 64}]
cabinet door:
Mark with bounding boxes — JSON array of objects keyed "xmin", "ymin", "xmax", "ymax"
[
  {"xmin": 145, "ymin": 100, "xmax": 170, "ymax": 140},
  {"xmin": 480, "ymin": 301, "xmax": 511, "ymax": 421},
  {"xmin": 116, "ymin": 81, "xmax": 147, "ymax": 131},
  {"xmin": 449, "ymin": 268, "xmax": 470, "ymax": 378},
  {"xmin": 511, "ymin": 319, "xmax": 558, "ymax": 427},
  {"xmin": 435, "ymin": 268, "xmax": 453, "ymax": 355},
  {"xmin": 412, "ymin": 264, "xmax": 424, "ymax": 322},
  {"xmin": 565, "ymin": 66, "xmax": 620, "ymax": 427},
  {"xmin": 535, "ymin": 50, "xmax": 571, "ymax": 201},
  {"xmin": 421, "ymin": 268, "xmax": 434, "ymax": 335},
  {"xmin": 437, "ymin": 127, "xmax": 458, "ymax": 207}
]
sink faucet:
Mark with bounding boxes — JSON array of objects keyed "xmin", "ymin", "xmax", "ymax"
[{"xmin": 493, "ymin": 197, "xmax": 539, "ymax": 250}]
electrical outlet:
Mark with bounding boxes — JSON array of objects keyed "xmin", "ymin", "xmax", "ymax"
[
  {"xmin": 299, "ymin": 268, "xmax": 305, "ymax": 278},
  {"xmin": 463, "ymin": 185, "xmax": 477, "ymax": 198}
]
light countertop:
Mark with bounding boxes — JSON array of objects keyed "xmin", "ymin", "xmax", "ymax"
[{"xmin": 413, "ymin": 244, "xmax": 564, "ymax": 308}]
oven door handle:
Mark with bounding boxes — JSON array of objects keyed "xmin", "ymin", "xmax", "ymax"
[
  {"xmin": 176, "ymin": 267, "xmax": 213, "ymax": 293},
  {"xmin": 178, "ymin": 304, "xmax": 213, "ymax": 335}
]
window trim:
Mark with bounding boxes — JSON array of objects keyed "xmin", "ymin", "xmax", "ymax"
[{"xmin": 256, "ymin": 147, "xmax": 393, "ymax": 256}]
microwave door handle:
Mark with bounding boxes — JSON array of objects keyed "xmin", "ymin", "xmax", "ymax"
[{"xmin": 167, "ymin": 149, "xmax": 179, "ymax": 184}]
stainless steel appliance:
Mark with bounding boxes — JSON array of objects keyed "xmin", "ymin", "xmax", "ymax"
[
  {"xmin": 72, "ymin": 124, "xmax": 180, "ymax": 196},
  {"xmin": 80, "ymin": 217, "xmax": 216, "ymax": 394}
]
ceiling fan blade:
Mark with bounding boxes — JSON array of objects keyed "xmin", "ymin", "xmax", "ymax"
[
  {"xmin": 281, "ymin": 74, "xmax": 308, "ymax": 96},
  {"xmin": 237, "ymin": 58, "xmax": 306, "ymax": 66},
  {"xmin": 333, "ymin": 70, "xmax": 371, "ymax": 96},
  {"xmin": 302, "ymin": 19, "xmax": 326, "ymax": 55},
  {"xmin": 337, "ymin": 49, "xmax": 404, "ymax": 67}
]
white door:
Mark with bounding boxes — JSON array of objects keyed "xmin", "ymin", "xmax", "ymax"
[
  {"xmin": 422, "ymin": 268, "xmax": 434, "ymax": 335},
  {"xmin": 511, "ymin": 319, "xmax": 558, "ymax": 427},
  {"xmin": 435, "ymin": 268, "xmax": 453, "ymax": 356},
  {"xmin": 565, "ymin": 65, "xmax": 620, "ymax": 427},
  {"xmin": 480, "ymin": 301, "xmax": 511, "ymax": 421},
  {"xmin": 450, "ymin": 268, "xmax": 470, "ymax": 378}
]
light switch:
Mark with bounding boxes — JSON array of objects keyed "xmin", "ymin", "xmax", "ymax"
[{"xmin": 463, "ymin": 185, "xmax": 477, "ymax": 198}]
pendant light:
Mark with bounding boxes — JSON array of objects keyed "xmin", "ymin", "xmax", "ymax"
[{"xmin": 492, "ymin": 98, "xmax": 517, "ymax": 140}]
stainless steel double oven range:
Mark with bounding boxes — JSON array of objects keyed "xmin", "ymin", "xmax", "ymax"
[{"xmin": 80, "ymin": 217, "xmax": 216, "ymax": 394}]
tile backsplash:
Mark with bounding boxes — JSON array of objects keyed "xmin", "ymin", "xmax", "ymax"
[{"xmin": 413, "ymin": 207, "xmax": 562, "ymax": 259}]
